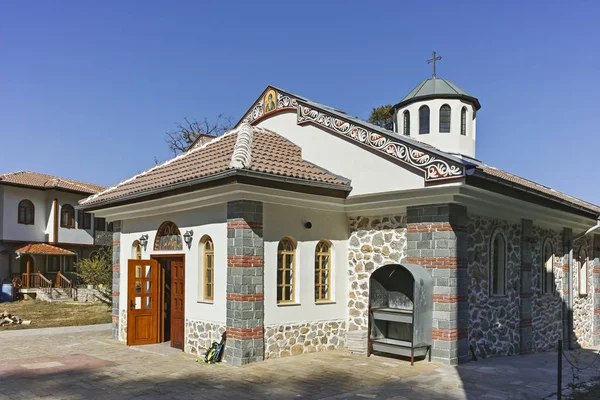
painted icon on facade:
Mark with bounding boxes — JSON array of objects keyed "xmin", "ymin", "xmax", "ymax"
[{"xmin": 264, "ymin": 89, "xmax": 277, "ymax": 114}]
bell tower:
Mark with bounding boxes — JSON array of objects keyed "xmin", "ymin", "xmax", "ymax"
[{"xmin": 391, "ymin": 52, "xmax": 481, "ymax": 159}]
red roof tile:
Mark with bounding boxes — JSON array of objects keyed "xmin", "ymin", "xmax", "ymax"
[
  {"xmin": 15, "ymin": 243, "xmax": 76, "ymax": 256},
  {"xmin": 478, "ymin": 165, "xmax": 600, "ymax": 214},
  {"xmin": 81, "ymin": 126, "xmax": 350, "ymax": 206},
  {"xmin": 0, "ymin": 171, "xmax": 105, "ymax": 194}
]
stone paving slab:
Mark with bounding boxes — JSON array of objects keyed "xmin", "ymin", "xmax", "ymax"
[{"xmin": 0, "ymin": 326, "xmax": 599, "ymax": 399}]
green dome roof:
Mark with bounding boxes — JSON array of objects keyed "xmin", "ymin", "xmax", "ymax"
[{"xmin": 393, "ymin": 77, "xmax": 481, "ymax": 111}]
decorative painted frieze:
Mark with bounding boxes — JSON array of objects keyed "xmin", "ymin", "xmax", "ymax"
[
  {"xmin": 241, "ymin": 88, "xmax": 298, "ymax": 125},
  {"xmin": 297, "ymin": 104, "xmax": 465, "ymax": 182}
]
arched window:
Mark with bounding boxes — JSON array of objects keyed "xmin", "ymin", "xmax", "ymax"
[
  {"xmin": 277, "ymin": 237, "xmax": 296, "ymax": 303},
  {"xmin": 18, "ymin": 200, "xmax": 34, "ymax": 225},
  {"xmin": 132, "ymin": 240, "xmax": 142, "ymax": 260},
  {"xmin": 490, "ymin": 228, "xmax": 507, "ymax": 296},
  {"xmin": 315, "ymin": 240, "xmax": 332, "ymax": 302},
  {"xmin": 154, "ymin": 221, "xmax": 182, "ymax": 250},
  {"xmin": 542, "ymin": 239, "xmax": 554, "ymax": 294},
  {"xmin": 460, "ymin": 107, "xmax": 467, "ymax": 136},
  {"xmin": 203, "ymin": 237, "xmax": 214, "ymax": 301},
  {"xmin": 419, "ymin": 106, "xmax": 430, "ymax": 134},
  {"xmin": 578, "ymin": 247, "xmax": 588, "ymax": 295},
  {"xmin": 60, "ymin": 204, "xmax": 75, "ymax": 228},
  {"xmin": 439, "ymin": 104, "xmax": 451, "ymax": 133},
  {"xmin": 403, "ymin": 110, "xmax": 410, "ymax": 136}
]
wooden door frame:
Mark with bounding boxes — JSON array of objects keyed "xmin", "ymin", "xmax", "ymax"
[{"xmin": 150, "ymin": 254, "xmax": 185, "ymax": 346}]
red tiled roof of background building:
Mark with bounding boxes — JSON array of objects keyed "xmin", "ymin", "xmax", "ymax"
[
  {"xmin": 81, "ymin": 125, "xmax": 350, "ymax": 206},
  {"xmin": 15, "ymin": 243, "xmax": 76, "ymax": 256},
  {"xmin": 0, "ymin": 171, "xmax": 105, "ymax": 194}
]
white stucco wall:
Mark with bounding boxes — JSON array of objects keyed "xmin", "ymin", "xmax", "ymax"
[
  {"xmin": 1, "ymin": 186, "xmax": 49, "ymax": 242},
  {"xmin": 394, "ymin": 98, "xmax": 477, "ymax": 158},
  {"xmin": 119, "ymin": 203, "xmax": 227, "ymax": 325},
  {"xmin": 255, "ymin": 112, "xmax": 425, "ymax": 196},
  {"xmin": 56, "ymin": 192, "xmax": 94, "ymax": 245},
  {"xmin": 263, "ymin": 202, "xmax": 349, "ymax": 325}
]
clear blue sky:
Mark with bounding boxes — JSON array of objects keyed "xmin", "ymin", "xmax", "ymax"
[{"xmin": 2, "ymin": 1, "xmax": 599, "ymax": 205}]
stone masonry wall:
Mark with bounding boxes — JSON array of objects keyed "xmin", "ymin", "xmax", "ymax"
[
  {"xmin": 264, "ymin": 320, "xmax": 346, "ymax": 359},
  {"xmin": 112, "ymin": 221, "xmax": 121, "ymax": 341},
  {"xmin": 407, "ymin": 204, "xmax": 469, "ymax": 365},
  {"xmin": 185, "ymin": 319, "xmax": 226, "ymax": 355},
  {"xmin": 530, "ymin": 225, "xmax": 563, "ymax": 352},
  {"xmin": 467, "ymin": 215, "xmax": 521, "ymax": 359},
  {"xmin": 573, "ymin": 234, "xmax": 594, "ymax": 347},
  {"xmin": 347, "ymin": 215, "xmax": 407, "ymax": 335},
  {"xmin": 593, "ymin": 235, "xmax": 600, "ymax": 346}
]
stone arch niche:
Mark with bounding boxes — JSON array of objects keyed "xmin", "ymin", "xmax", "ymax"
[
  {"xmin": 154, "ymin": 221, "xmax": 183, "ymax": 251},
  {"xmin": 367, "ymin": 264, "xmax": 433, "ymax": 364}
]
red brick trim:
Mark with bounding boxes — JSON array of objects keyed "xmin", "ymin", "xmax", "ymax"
[
  {"xmin": 112, "ymin": 291, "xmax": 120, "ymax": 297},
  {"xmin": 227, "ymin": 327, "xmax": 264, "ymax": 340},
  {"xmin": 112, "ymin": 264, "xmax": 120, "ymax": 273},
  {"xmin": 563, "ymin": 264, "xmax": 569, "ymax": 272},
  {"xmin": 112, "ymin": 240, "xmax": 120, "ymax": 246},
  {"xmin": 593, "ymin": 267, "xmax": 600, "ymax": 274},
  {"xmin": 111, "ymin": 315, "xmax": 119, "ymax": 323},
  {"xmin": 407, "ymin": 257, "xmax": 467, "ymax": 269},
  {"xmin": 407, "ymin": 223, "xmax": 466, "ymax": 233},
  {"xmin": 227, "ymin": 255, "xmax": 263, "ymax": 267},
  {"xmin": 432, "ymin": 328, "xmax": 467, "ymax": 340},
  {"xmin": 594, "ymin": 330, "xmax": 600, "ymax": 336},
  {"xmin": 226, "ymin": 293, "xmax": 264, "ymax": 301},
  {"xmin": 227, "ymin": 221, "xmax": 263, "ymax": 230},
  {"xmin": 594, "ymin": 308, "xmax": 600, "ymax": 315},
  {"xmin": 563, "ymin": 289, "xmax": 569, "ymax": 296},
  {"xmin": 520, "ymin": 292, "xmax": 533, "ymax": 299},
  {"xmin": 595, "ymin": 288, "xmax": 600, "ymax": 293},
  {"xmin": 432, "ymin": 295, "xmax": 467, "ymax": 303},
  {"xmin": 520, "ymin": 265, "xmax": 532, "ymax": 272},
  {"xmin": 520, "ymin": 318, "xmax": 532, "ymax": 328}
]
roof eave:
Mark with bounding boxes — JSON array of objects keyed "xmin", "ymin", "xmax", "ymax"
[
  {"xmin": 0, "ymin": 181, "xmax": 102, "ymax": 196},
  {"xmin": 467, "ymin": 170, "xmax": 600, "ymax": 219},
  {"xmin": 391, "ymin": 93, "xmax": 482, "ymax": 112},
  {"xmin": 78, "ymin": 169, "xmax": 352, "ymax": 211}
]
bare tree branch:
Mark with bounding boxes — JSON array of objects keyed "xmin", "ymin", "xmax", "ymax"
[{"xmin": 165, "ymin": 114, "xmax": 233, "ymax": 154}]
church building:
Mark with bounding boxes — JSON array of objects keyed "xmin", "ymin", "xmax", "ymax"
[{"xmin": 79, "ymin": 57, "xmax": 600, "ymax": 366}]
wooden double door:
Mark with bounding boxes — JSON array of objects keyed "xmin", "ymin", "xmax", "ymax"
[{"xmin": 127, "ymin": 256, "xmax": 185, "ymax": 349}]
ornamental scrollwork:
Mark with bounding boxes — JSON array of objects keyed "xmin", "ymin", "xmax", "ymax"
[
  {"xmin": 241, "ymin": 89, "xmax": 298, "ymax": 124},
  {"xmin": 296, "ymin": 104, "xmax": 464, "ymax": 181}
]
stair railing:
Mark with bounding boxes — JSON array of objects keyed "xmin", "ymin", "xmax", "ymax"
[{"xmin": 56, "ymin": 272, "xmax": 73, "ymax": 298}]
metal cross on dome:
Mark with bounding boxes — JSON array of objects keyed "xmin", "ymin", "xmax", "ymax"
[{"xmin": 427, "ymin": 51, "xmax": 442, "ymax": 78}]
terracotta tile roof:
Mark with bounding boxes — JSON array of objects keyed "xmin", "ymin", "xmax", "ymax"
[
  {"xmin": 15, "ymin": 243, "xmax": 76, "ymax": 256},
  {"xmin": 477, "ymin": 165, "xmax": 600, "ymax": 214},
  {"xmin": 0, "ymin": 171, "xmax": 105, "ymax": 194},
  {"xmin": 81, "ymin": 125, "xmax": 350, "ymax": 206}
]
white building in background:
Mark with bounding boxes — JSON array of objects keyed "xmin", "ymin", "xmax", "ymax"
[
  {"xmin": 80, "ymin": 64, "xmax": 600, "ymax": 366},
  {"xmin": 0, "ymin": 171, "xmax": 108, "ymax": 286}
]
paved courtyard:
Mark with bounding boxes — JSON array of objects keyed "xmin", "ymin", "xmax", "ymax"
[{"xmin": 0, "ymin": 324, "xmax": 599, "ymax": 399}]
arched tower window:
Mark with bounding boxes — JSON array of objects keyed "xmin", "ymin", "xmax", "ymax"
[
  {"xmin": 578, "ymin": 247, "xmax": 588, "ymax": 295},
  {"xmin": 18, "ymin": 199, "xmax": 35, "ymax": 225},
  {"xmin": 202, "ymin": 236, "xmax": 214, "ymax": 301},
  {"xmin": 315, "ymin": 240, "xmax": 332, "ymax": 302},
  {"xmin": 439, "ymin": 104, "xmax": 451, "ymax": 133},
  {"xmin": 490, "ymin": 228, "xmax": 507, "ymax": 296},
  {"xmin": 132, "ymin": 240, "xmax": 142, "ymax": 260},
  {"xmin": 277, "ymin": 237, "xmax": 296, "ymax": 303},
  {"xmin": 542, "ymin": 239, "xmax": 554, "ymax": 294},
  {"xmin": 419, "ymin": 105, "xmax": 430, "ymax": 134},
  {"xmin": 154, "ymin": 221, "xmax": 182, "ymax": 251},
  {"xmin": 60, "ymin": 204, "xmax": 75, "ymax": 228},
  {"xmin": 460, "ymin": 107, "xmax": 467, "ymax": 136},
  {"xmin": 403, "ymin": 110, "xmax": 410, "ymax": 136}
]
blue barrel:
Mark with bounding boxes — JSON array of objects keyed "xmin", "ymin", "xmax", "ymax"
[{"xmin": 1, "ymin": 279, "xmax": 14, "ymax": 302}]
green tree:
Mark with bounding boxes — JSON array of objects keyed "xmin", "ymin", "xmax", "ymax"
[
  {"xmin": 368, "ymin": 105, "xmax": 394, "ymax": 131},
  {"xmin": 76, "ymin": 241, "xmax": 112, "ymax": 288},
  {"xmin": 165, "ymin": 115, "xmax": 233, "ymax": 154}
]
